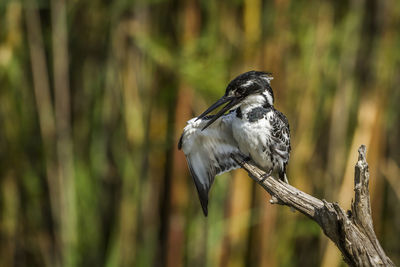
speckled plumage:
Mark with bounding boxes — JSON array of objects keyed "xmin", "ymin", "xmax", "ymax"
[{"xmin": 178, "ymin": 71, "xmax": 291, "ymax": 216}]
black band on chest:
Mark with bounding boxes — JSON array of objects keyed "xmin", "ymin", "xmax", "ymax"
[{"xmin": 247, "ymin": 107, "xmax": 271, "ymax": 122}]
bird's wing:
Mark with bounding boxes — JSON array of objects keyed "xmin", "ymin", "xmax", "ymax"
[
  {"xmin": 269, "ymin": 109, "xmax": 291, "ymax": 177},
  {"xmin": 178, "ymin": 112, "xmax": 242, "ymax": 216}
]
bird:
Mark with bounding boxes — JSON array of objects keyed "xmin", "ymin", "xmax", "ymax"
[{"xmin": 178, "ymin": 71, "xmax": 291, "ymax": 216}]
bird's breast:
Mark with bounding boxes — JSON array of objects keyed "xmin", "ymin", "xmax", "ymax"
[{"xmin": 232, "ymin": 110, "xmax": 275, "ymax": 170}]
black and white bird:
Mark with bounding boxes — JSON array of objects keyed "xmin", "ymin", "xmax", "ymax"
[{"xmin": 178, "ymin": 71, "xmax": 291, "ymax": 216}]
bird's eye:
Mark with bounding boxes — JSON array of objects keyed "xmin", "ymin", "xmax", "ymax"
[{"xmin": 236, "ymin": 87, "xmax": 245, "ymax": 95}]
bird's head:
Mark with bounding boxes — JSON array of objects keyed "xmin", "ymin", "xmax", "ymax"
[{"xmin": 197, "ymin": 71, "xmax": 274, "ymax": 130}]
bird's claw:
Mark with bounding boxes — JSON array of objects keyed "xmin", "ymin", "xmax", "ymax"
[
  {"xmin": 260, "ymin": 169, "xmax": 273, "ymax": 183},
  {"xmin": 239, "ymin": 156, "xmax": 251, "ymax": 166}
]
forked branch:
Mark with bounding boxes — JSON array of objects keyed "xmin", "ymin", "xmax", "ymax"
[{"xmin": 231, "ymin": 145, "xmax": 394, "ymax": 267}]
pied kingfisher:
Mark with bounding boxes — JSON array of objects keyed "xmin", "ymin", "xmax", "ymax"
[{"xmin": 178, "ymin": 71, "xmax": 291, "ymax": 216}]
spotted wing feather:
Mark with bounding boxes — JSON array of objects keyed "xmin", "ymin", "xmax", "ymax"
[
  {"xmin": 178, "ymin": 113, "xmax": 241, "ymax": 216},
  {"xmin": 269, "ymin": 109, "xmax": 291, "ymax": 179}
]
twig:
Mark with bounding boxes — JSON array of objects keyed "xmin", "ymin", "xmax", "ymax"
[{"xmin": 231, "ymin": 145, "xmax": 394, "ymax": 267}]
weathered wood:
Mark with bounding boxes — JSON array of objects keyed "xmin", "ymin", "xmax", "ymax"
[{"xmin": 231, "ymin": 145, "xmax": 394, "ymax": 267}]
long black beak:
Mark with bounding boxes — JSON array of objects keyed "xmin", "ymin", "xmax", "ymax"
[{"xmin": 196, "ymin": 96, "xmax": 240, "ymax": 130}]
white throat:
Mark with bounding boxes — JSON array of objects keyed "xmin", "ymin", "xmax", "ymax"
[{"xmin": 239, "ymin": 91, "xmax": 273, "ymax": 113}]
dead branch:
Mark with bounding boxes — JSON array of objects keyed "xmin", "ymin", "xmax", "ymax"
[{"xmin": 231, "ymin": 145, "xmax": 394, "ymax": 267}]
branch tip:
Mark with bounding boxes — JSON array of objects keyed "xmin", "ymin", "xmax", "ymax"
[{"xmin": 357, "ymin": 145, "xmax": 367, "ymax": 164}]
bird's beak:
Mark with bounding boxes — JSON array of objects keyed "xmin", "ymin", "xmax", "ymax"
[{"xmin": 196, "ymin": 95, "xmax": 241, "ymax": 130}]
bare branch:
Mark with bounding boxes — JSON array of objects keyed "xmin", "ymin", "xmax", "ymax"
[{"xmin": 231, "ymin": 145, "xmax": 394, "ymax": 267}]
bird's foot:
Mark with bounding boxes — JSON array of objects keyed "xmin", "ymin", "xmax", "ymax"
[
  {"xmin": 239, "ymin": 156, "xmax": 251, "ymax": 166},
  {"xmin": 260, "ymin": 169, "xmax": 273, "ymax": 183}
]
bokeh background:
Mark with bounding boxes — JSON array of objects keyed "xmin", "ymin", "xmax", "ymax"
[{"xmin": 1, "ymin": 0, "xmax": 400, "ymax": 266}]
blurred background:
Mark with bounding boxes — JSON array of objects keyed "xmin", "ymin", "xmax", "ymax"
[{"xmin": 0, "ymin": 0, "xmax": 399, "ymax": 266}]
